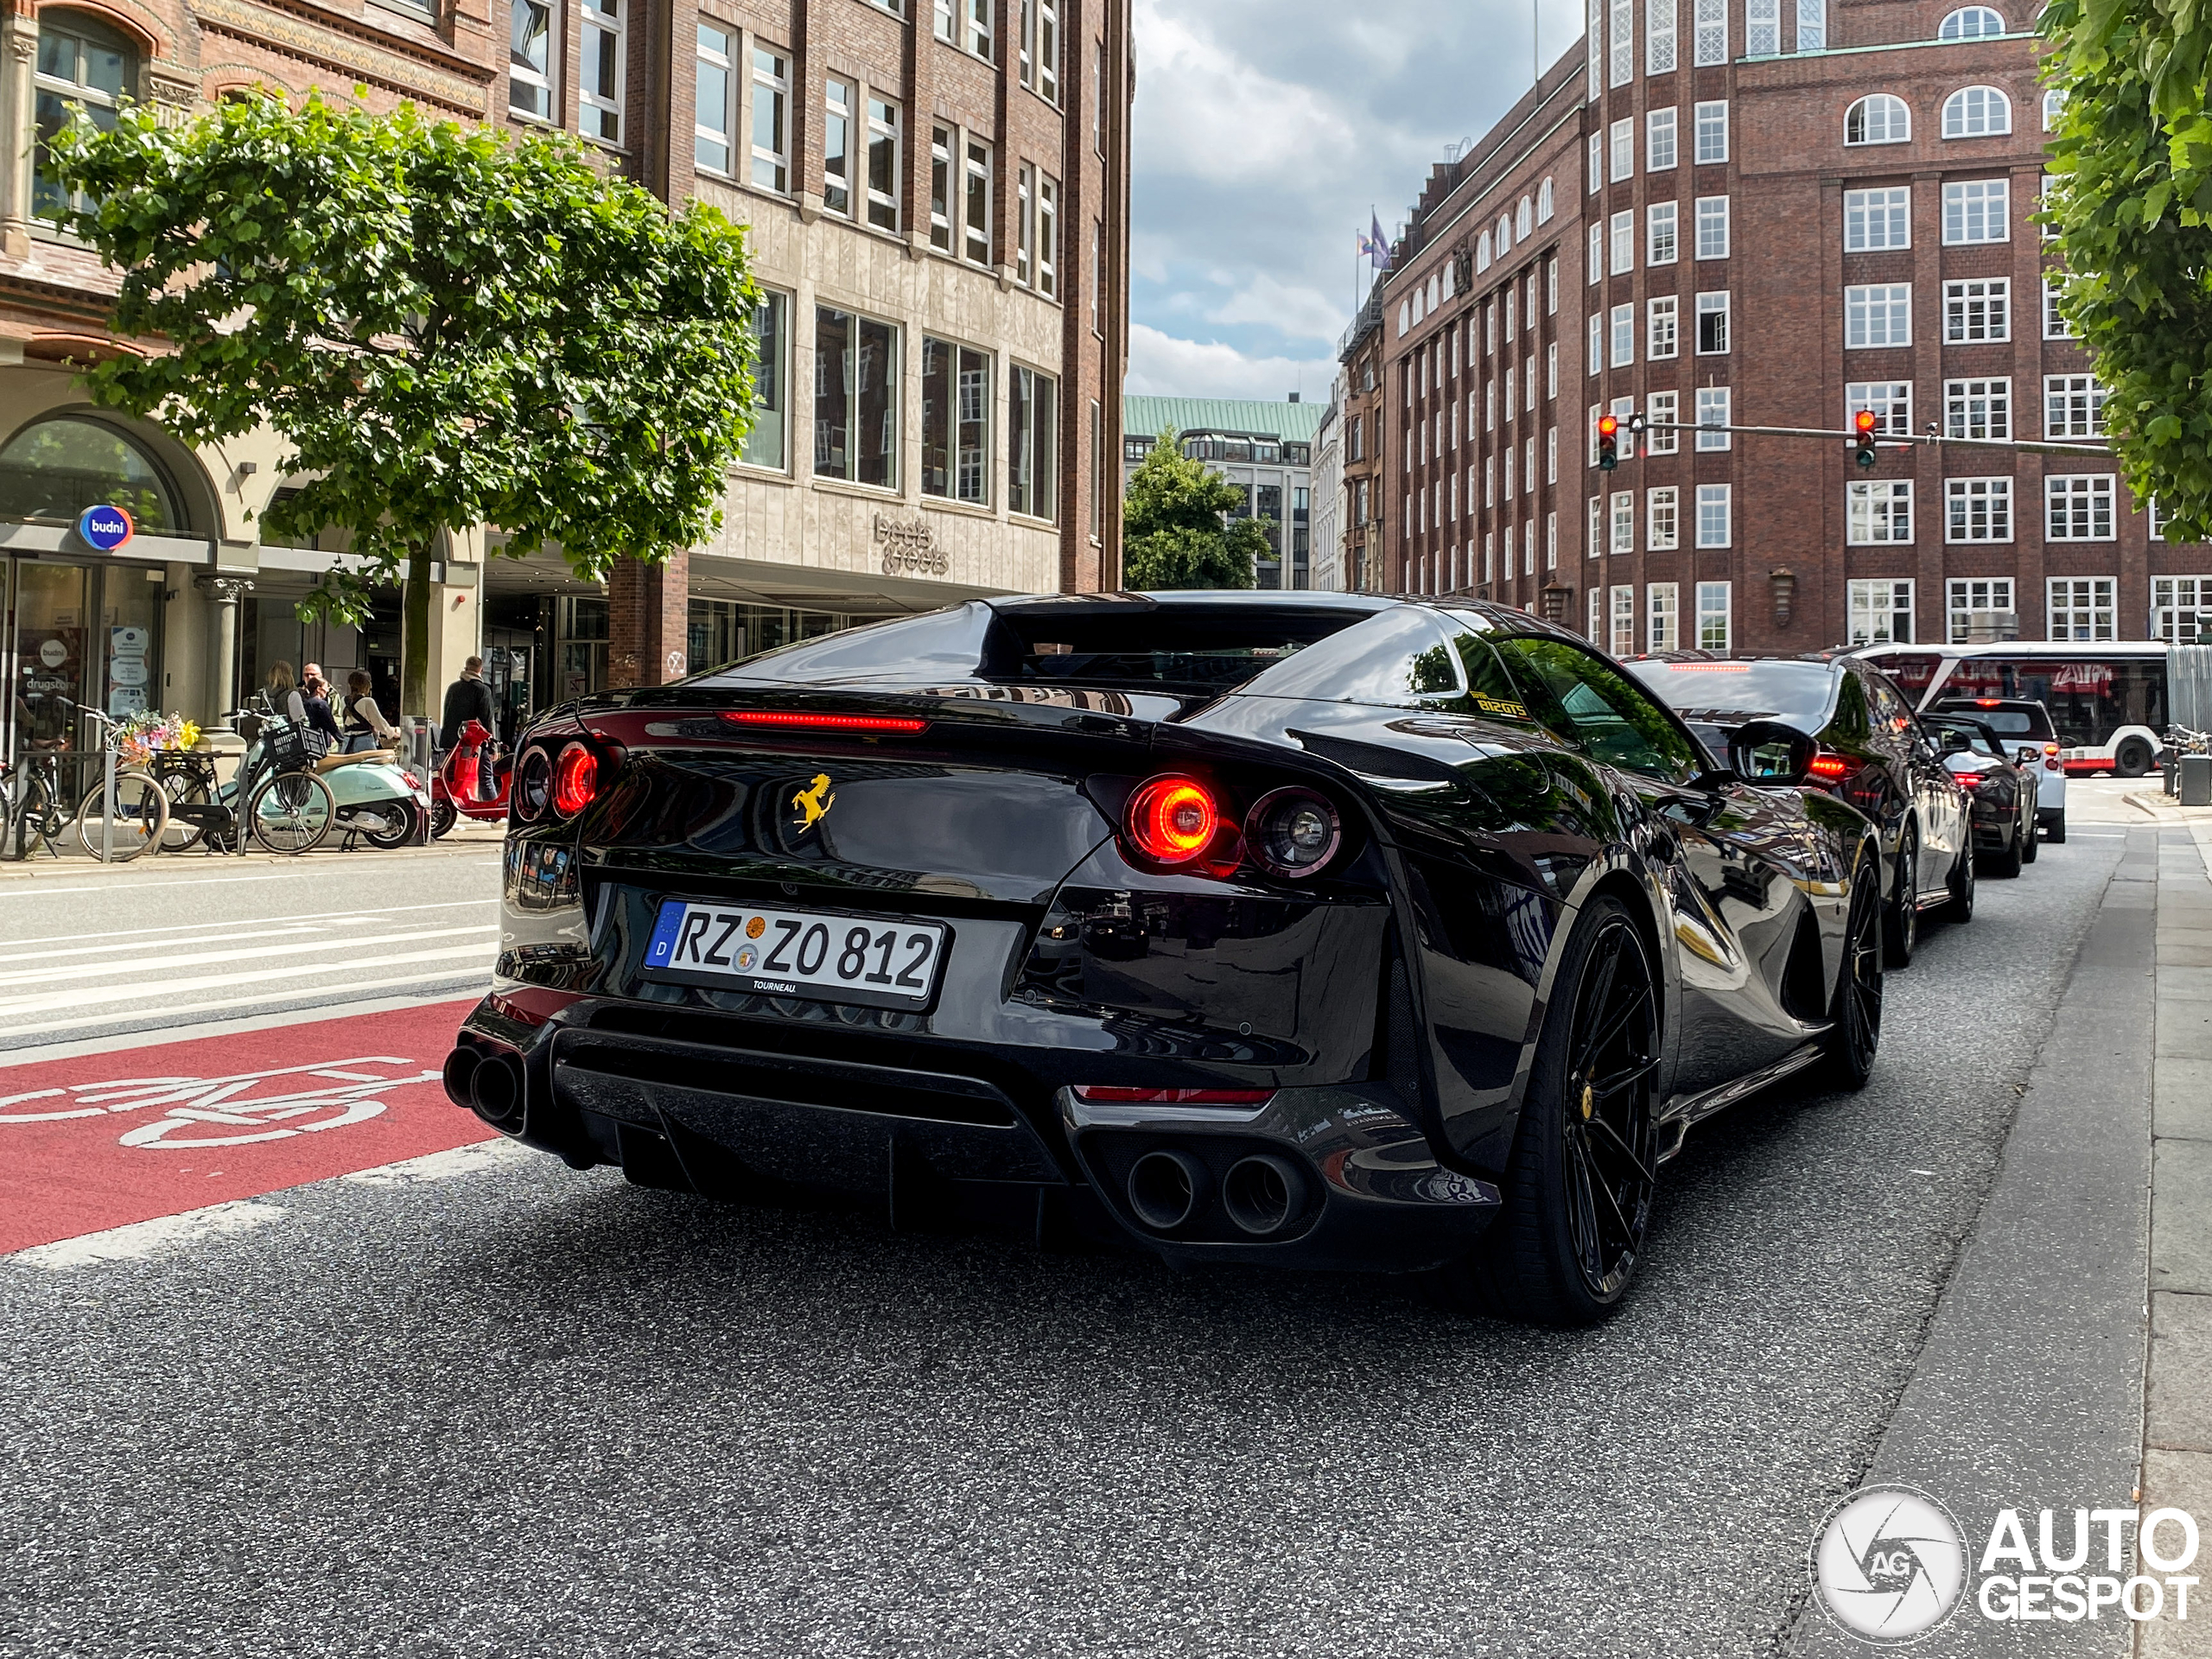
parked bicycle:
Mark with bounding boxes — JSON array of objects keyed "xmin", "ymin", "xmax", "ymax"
[
  {"xmin": 152, "ymin": 696, "xmax": 339, "ymax": 855},
  {"xmin": 2, "ymin": 706, "xmax": 72, "ymax": 862},
  {"xmin": 72, "ymin": 702, "xmax": 170, "ymax": 861}
]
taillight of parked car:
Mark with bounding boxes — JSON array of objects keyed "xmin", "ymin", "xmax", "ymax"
[
  {"xmin": 1243, "ymin": 787, "xmax": 1341, "ymax": 880},
  {"xmin": 2044, "ymin": 744, "xmax": 2062, "ymax": 772},
  {"xmin": 1807, "ymin": 750, "xmax": 1859, "ymax": 783},
  {"xmin": 1124, "ymin": 776, "xmax": 1222, "ymax": 866},
  {"xmin": 512, "ymin": 747, "xmax": 553, "ymax": 822},
  {"xmin": 552, "ymin": 742, "xmax": 601, "ymax": 817},
  {"xmin": 1956, "ymin": 772, "xmax": 1984, "ymax": 788}
]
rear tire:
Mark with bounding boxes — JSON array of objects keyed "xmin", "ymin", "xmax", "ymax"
[
  {"xmin": 429, "ymin": 796, "xmax": 457, "ymax": 839},
  {"xmin": 2022, "ymin": 810, "xmax": 2040, "ymax": 863},
  {"xmin": 1940, "ymin": 832, "xmax": 1976, "ymax": 922},
  {"xmin": 1820, "ymin": 855, "xmax": 1885, "ymax": 1091},
  {"xmin": 2116, "ymin": 738, "xmax": 2153, "ymax": 779},
  {"xmin": 2047, "ymin": 810, "xmax": 2066, "ymax": 845},
  {"xmin": 1882, "ymin": 823, "xmax": 1919, "ymax": 968},
  {"xmin": 1434, "ymin": 896, "xmax": 1662, "ymax": 1325},
  {"xmin": 1982, "ymin": 810, "xmax": 2024, "ymax": 879},
  {"xmin": 359, "ymin": 804, "xmax": 418, "ymax": 849},
  {"xmin": 247, "ymin": 771, "xmax": 334, "ymax": 855}
]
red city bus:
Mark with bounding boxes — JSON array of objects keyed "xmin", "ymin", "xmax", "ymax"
[{"xmin": 1853, "ymin": 641, "xmax": 2171, "ymax": 776}]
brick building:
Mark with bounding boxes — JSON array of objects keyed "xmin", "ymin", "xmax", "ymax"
[
  {"xmin": 0, "ymin": 0, "xmax": 1129, "ymax": 770},
  {"xmin": 1361, "ymin": 0, "xmax": 2212, "ymax": 654}
]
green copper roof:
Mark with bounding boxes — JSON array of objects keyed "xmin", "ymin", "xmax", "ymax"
[{"xmin": 1122, "ymin": 396, "xmax": 1328, "ymax": 445}]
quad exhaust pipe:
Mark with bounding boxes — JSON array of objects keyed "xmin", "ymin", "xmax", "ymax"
[{"xmin": 443, "ymin": 1046, "xmax": 525, "ymax": 1133}]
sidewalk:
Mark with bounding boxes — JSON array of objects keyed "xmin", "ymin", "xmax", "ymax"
[{"xmin": 0, "ymin": 816, "xmax": 505, "ymax": 881}]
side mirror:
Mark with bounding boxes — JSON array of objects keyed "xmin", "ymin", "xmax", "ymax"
[
  {"xmin": 2018, "ymin": 747, "xmax": 2039, "ymax": 768},
  {"xmin": 1727, "ymin": 719, "xmax": 1821, "ymax": 786},
  {"xmin": 1943, "ymin": 734, "xmax": 1972, "ymax": 756}
]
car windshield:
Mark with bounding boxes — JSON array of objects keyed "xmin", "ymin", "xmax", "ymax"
[
  {"xmin": 1933, "ymin": 701, "xmax": 2051, "ymax": 738},
  {"xmin": 1623, "ymin": 659, "xmax": 1839, "ymax": 730}
]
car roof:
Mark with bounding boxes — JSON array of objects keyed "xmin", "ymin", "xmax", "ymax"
[{"xmin": 986, "ymin": 588, "xmax": 1579, "ymax": 638}]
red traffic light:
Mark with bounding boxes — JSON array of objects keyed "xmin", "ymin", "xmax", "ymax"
[
  {"xmin": 1596, "ymin": 413, "xmax": 1620, "ymax": 471},
  {"xmin": 1597, "ymin": 415, "xmax": 1619, "ymax": 438},
  {"xmin": 1853, "ymin": 410, "xmax": 1878, "ymax": 436}
]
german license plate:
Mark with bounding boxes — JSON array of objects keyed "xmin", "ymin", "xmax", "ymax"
[{"xmin": 641, "ymin": 899, "xmax": 949, "ymax": 1010}]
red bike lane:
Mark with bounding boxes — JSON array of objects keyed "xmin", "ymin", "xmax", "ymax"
[{"xmin": 0, "ymin": 998, "xmax": 494, "ymax": 1255}]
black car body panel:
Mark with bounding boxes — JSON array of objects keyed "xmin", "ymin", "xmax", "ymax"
[{"xmin": 457, "ymin": 594, "xmax": 1883, "ymax": 1276}]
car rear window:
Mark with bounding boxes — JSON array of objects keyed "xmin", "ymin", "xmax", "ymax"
[
  {"xmin": 1623, "ymin": 659, "xmax": 1840, "ymax": 731},
  {"xmin": 997, "ymin": 606, "xmax": 1369, "ymax": 694},
  {"xmin": 1933, "ymin": 699, "xmax": 2055, "ymax": 739}
]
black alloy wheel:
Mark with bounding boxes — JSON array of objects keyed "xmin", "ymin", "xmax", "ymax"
[
  {"xmin": 1821, "ymin": 856, "xmax": 1885, "ymax": 1090},
  {"xmin": 1443, "ymin": 896, "xmax": 1662, "ymax": 1325},
  {"xmin": 1883, "ymin": 823, "xmax": 1919, "ymax": 968},
  {"xmin": 1941, "ymin": 829, "xmax": 1975, "ymax": 922}
]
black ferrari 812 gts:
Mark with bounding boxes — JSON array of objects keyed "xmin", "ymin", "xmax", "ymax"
[{"xmin": 448, "ymin": 592, "xmax": 1885, "ymax": 1323}]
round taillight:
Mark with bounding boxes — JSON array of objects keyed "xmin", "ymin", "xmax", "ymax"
[
  {"xmin": 551, "ymin": 742, "xmax": 599, "ymax": 817},
  {"xmin": 512, "ymin": 747, "xmax": 552, "ymax": 822},
  {"xmin": 1125, "ymin": 776, "xmax": 1219, "ymax": 864},
  {"xmin": 1243, "ymin": 787, "xmax": 1341, "ymax": 880}
]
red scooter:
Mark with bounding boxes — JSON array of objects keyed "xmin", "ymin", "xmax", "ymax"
[{"xmin": 429, "ymin": 719, "xmax": 510, "ymax": 837}]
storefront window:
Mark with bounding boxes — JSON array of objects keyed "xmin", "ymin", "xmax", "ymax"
[{"xmin": 0, "ymin": 415, "xmax": 178, "ymax": 531}]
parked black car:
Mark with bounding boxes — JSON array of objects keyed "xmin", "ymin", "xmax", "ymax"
[
  {"xmin": 1929, "ymin": 696, "xmax": 2067, "ymax": 844},
  {"xmin": 447, "ymin": 594, "xmax": 1890, "ymax": 1325},
  {"xmin": 1922, "ymin": 712, "xmax": 2036, "ymax": 878},
  {"xmin": 1624, "ymin": 652, "xmax": 1974, "ymax": 966}
]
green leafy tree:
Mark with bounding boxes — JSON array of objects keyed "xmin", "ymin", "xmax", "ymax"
[
  {"xmin": 48, "ymin": 92, "xmax": 758, "ymax": 713},
  {"xmin": 1122, "ymin": 429, "xmax": 1265, "ymax": 589},
  {"xmin": 2043, "ymin": 0, "xmax": 2212, "ymax": 539}
]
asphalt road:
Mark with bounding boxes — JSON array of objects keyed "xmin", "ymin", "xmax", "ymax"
[{"xmin": 0, "ymin": 792, "xmax": 2151, "ymax": 1657}]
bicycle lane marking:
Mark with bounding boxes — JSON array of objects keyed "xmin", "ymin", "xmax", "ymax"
[{"xmin": 0, "ymin": 997, "xmax": 495, "ymax": 1255}]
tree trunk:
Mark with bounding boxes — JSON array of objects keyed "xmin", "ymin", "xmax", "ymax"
[{"xmin": 402, "ymin": 544, "xmax": 431, "ymax": 721}]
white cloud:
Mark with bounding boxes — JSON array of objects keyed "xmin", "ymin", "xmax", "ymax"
[
  {"xmin": 1130, "ymin": 0, "xmax": 1360, "ymax": 187},
  {"xmin": 1125, "ymin": 324, "xmax": 1336, "ymax": 404},
  {"xmin": 1205, "ymin": 273, "xmax": 1350, "ymax": 346}
]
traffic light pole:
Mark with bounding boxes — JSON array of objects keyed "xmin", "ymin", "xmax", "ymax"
[{"xmin": 1630, "ymin": 418, "xmax": 2113, "ymax": 460}]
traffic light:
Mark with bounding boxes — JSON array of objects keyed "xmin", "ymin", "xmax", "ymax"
[
  {"xmin": 1853, "ymin": 409, "xmax": 1878, "ymax": 469},
  {"xmin": 1598, "ymin": 413, "xmax": 1619, "ymax": 472}
]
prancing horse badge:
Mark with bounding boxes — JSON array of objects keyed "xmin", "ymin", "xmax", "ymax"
[{"xmin": 791, "ymin": 772, "xmax": 836, "ymax": 832}]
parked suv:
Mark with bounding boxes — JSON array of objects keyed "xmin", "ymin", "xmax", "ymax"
[
  {"xmin": 1626, "ymin": 652, "xmax": 1974, "ymax": 967},
  {"xmin": 1929, "ymin": 697, "xmax": 2067, "ymax": 845}
]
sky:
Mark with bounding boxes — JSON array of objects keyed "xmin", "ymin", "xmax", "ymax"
[{"xmin": 1124, "ymin": 0, "xmax": 1587, "ymax": 404}]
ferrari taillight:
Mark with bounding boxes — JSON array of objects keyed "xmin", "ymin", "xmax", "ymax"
[
  {"xmin": 552, "ymin": 742, "xmax": 600, "ymax": 817},
  {"xmin": 1124, "ymin": 776, "xmax": 1220, "ymax": 865},
  {"xmin": 1957, "ymin": 772, "xmax": 1984, "ymax": 787}
]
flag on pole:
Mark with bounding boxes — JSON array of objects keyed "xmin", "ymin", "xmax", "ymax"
[{"xmin": 1359, "ymin": 212, "xmax": 1392, "ymax": 271}]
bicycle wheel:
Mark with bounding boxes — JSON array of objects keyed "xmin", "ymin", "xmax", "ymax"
[
  {"xmin": 246, "ymin": 770, "xmax": 334, "ymax": 855},
  {"xmin": 76, "ymin": 772, "xmax": 171, "ymax": 862},
  {"xmin": 159, "ymin": 772, "xmax": 213, "ymax": 852}
]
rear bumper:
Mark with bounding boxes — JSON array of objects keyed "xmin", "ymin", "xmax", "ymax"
[{"xmin": 448, "ymin": 993, "xmax": 1500, "ymax": 1275}]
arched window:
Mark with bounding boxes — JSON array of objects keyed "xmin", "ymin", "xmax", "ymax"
[
  {"xmin": 1478, "ymin": 229, "xmax": 1493, "ymax": 270},
  {"xmin": 1942, "ymin": 85, "xmax": 2012, "ymax": 137},
  {"xmin": 1395, "ymin": 301, "xmax": 1410, "ymax": 337},
  {"xmin": 1536, "ymin": 176, "xmax": 1555, "ymax": 223},
  {"xmin": 0, "ymin": 415, "xmax": 181, "ymax": 531},
  {"xmin": 1845, "ymin": 93, "xmax": 1910, "ymax": 144},
  {"xmin": 1426, "ymin": 273, "xmax": 1439, "ymax": 311},
  {"xmin": 1516, "ymin": 195, "xmax": 1533, "ymax": 238},
  {"xmin": 32, "ymin": 11, "xmax": 137, "ymax": 220},
  {"xmin": 1496, "ymin": 213, "xmax": 1512, "ymax": 254},
  {"xmin": 2043, "ymin": 87, "xmax": 2064, "ymax": 130},
  {"xmin": 1938, "ymin": 5, "xmax": 2005, "ymax": 37}
]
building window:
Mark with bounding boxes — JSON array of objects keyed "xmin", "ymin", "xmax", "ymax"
[
  {"xmin": 861, "ymin": 97, "xmax": 900, "ymax": 231},
  {"xmin": 2044, "ymin": 87, "xmax": 2065, "ymax": 131},
  {"xmin": 1092, "ymin": 219, "xmax": 1103, "ymax": 333},
  {"xmin": 1695, "ymin": 196, "xmax": 1730, "ymax": 258},
  {"xmin": 1848, "ymin": 480, "xmax": 1913, "ymax": 543},
  {"xmin": 751, "ymin": 47, "xmax": 790, "ymax": 191},
  {"xmin": 1605, "ymin": 491, "xmax": 1632, "ymax": 555},
  {"xmin": 1649, "ymin": 295, "xmax": 1680, "ymax": 359},
  {"xmin": 1095, "ymin": 38, "xmax": 1106, "ymax": 152},
  {"xmin": 1649, "ymin": 201, "xmax": 1680, "ymax": 264},
  {"xmin": 1649, "ymin": 0, "xmax": 1678, "ymax": 69},
  {"xmin": 1589, "ymin": 221, "xmax": 1605, "ymax": 283},
  {"xmin": 1845, "ymin": 186, "xmax": 1910, "ymax": 251},
  {"xmin": 2044, "ymin": 374, "xmax": 2106, "ymax": 438},
  {"xmin": 1015, "ymin": 163, "xmax": 1034, "ymax": 284},
  {"xmin": 1649, "ymin": 107, "xmax": 1678, "ymax": 170},
  {"xmin": 1939, "ymin": 5, "xmax": 2005, "ymax": 38},
  {"xmin": 1696, "ymin": 483, "xmax": 1731, "ymax": 546},
  {"xmin": 1587, "ymin": 493, "xmax": 1603, "ymax": 557},
  {"xmin": 1548, "ymin": 425, "xmax": 1559, "ymax": 481},
  {"xmin": 1948, "ymin": 577, "xmax": 2016, "ymax": 643},
  {"xmin": 1694, "ymin": 0, "xmax": 1728, "ymax": 64},
  {"xmin": 957, "ymin": 0, "xmax": 993, "ymax": 58},
  {"xmin": 964, "ymin": 139, "xmax": 993, "ymax": 266},
  {"xmin": 1548, "ymin": 340, "xmax": 1560, "ymax": 395},
  {"xmin": 1846, "ymin": 283, "xmax": 1911, "ymax": 347},
  {"xmin": 1611, "ymin": 210, "xmax": 1637, "ymax": 274},
  {"xmin": 2045, "ymin": 474, "xmax": 2115, "ymax": 540},
  {"xmin": 813, "ymin": 307, "xmax": 900, "ymax": 488},
  {"xmin": 1647, "ymin": 582, "xmax": 1680, "ymax": 650},
  {"xmin": 2044, "ymin": 279, "xmax": 2074, "ymax": 339},
  {"xmin": 1944, "ymin": 476, "xmax": 2013, "ymax": 541},
  {"xmin": 1539, "ymin": 178, "xmax": 1557, "ymax": 222},
  {"xmin": 1589, "ymin": 314, "xmax": 1604, "ymax": 376},
  {"xmin": 1848, "ymin": 580, "xmax": 1915, "ymax": 645},
  {"xmin": 921, "ymin": 339, "xmax": 990, "ymax": 504},
  {"xmin": 1649, "ymin": 486, "xmax": 1680, "ymax": 550},
  {"xmin": 1943, "ymin": 85, "xmax": 2012, "ymax": 137},
  {"xmin": 1611, "ymin": 118, "xmax": 1636, "ymax": 181},
  {"xmin": 509, "ymin": 0, "xmax": 555, "ymax": 123},
  {"xmin": 742, "ymin": 290, "xmax": 789, "ymax": 469},
  {"xmin": 1092, "ymin": 404, "xmax": 1106, "ymax": 543},
  {"xmin": 2152, "ymin": 577, "xmax": 2212, "ymax": 644},
  {"xmin": 1942, "ymin": 178, "xmax": 2008, "ymax": 244},
  {"xmin": 1588, "ymin": 131, "xmax": 1605, "ymax": 194},
  {"xmin": 1695, "ymin": 101, "xmax": 1729, "ymax": 163},
  {"xmin": 1944, "ymin": 377, "xmax": 2010, "ymax": 438},
  {"xmin": 1610, "ymin": 584, "xmax": 1637, "ymax": 653},
  {"xmin": 696, "ymin": 23, "xmax": 734, "ymax": 173},
  {"xmin": 1747, "ymin": 0, "xmax": 1779, "ymax": 54},
  {"xmin": 1647, "ymin": 390, "xmax": 1679, "ymax": 453},
  {"xmin": 1846, "ymin": 93, "xmax": 1911, "ymax": 144},
  {"xmin": 1020, "ymin": 0, "xmax": 1058, "ymax": 101},
  {"xmin": 1697, "ymin": 581, "xmax": 1732, "ymax": 649},
  {"xmin": 1943, "ymin": 278, "xmax": 2010, "ymax": 342},
  {"xmin": 1009, "ymin": 365, "xmax": 1057, "ymax": 519},
  {"xmin": 1696, "ymin": 290, "xmax": 1730, "ymax": 353},
  {"xmin": 1847, "ymin": 381, "xmax": 1912, "ymax": 435},
  {"xmin": 823, "ymin": 79, "xmax": 854, "ymax": 215},
  {"xmin": 1797, "ymin": 0, "xmax": 1826, "ymax": 50},
  {"xmin": 1695, "ymin": 385, "xmax": 1732, "ymax": 448},
  {"xmin": 2047, "ymin": 577, "xmax": 2115, "ymax": 640},
  {"xmin": 580, "ymin": 0, "xmax": 623, "ymax": 143},
  {"xmin": 930, "ymin": 124, "xmax": 955, "ymax": 251},
  {"xmin": 1038, "ymin": 175, "xmax": 1058, "ymax": 296},
  {"xmin": 1611, "ymin": 0, "xmax": 1636, "ymax": 86}
]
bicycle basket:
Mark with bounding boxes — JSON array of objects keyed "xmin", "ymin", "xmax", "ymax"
[{"xmin": 264, "ymin": 720, "xmax": 329, "ymax": 774}]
